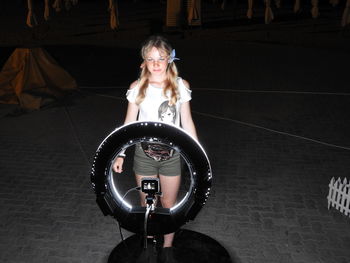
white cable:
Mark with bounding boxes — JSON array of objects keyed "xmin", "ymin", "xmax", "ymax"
[
  {"xmin": 144, "ymin": 205, "xmax": 152, "ymax": 249},
  {"xmin": 81, "ymin": 86, "xmax": 126, "ymax": 89},
  {"xmin": 81, "ymin": 89, "xmax": 125, "ymax": 100},
  {"xmin": 80, "ymin": 87, "xmax": 350, "ymax": 96},
  {"xmin": 63, "ymin": 106, "xmax": 91, "ymax": 166},
  {"xmin": 92, "ymin": 93, "xmax": 125, "ymax": 100},
  {"xmin": 193, "ymin": 111, "xmax": 350, "ymax": 151},
  {"xmin": 82, "ymin": 90, "xmax": 350, "ymax": 152},
  {"xmin": 192, "ymin": 88, "xmax": 350, "ymax": 96}
]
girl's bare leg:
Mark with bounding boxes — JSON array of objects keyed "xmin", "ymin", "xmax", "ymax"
[{"xmin": 159, "ymin": 174, "xmax": 181, "ymax": 247}]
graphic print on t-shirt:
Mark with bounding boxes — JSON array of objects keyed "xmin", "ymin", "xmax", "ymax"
[{"xmin": 158, "ymin": 100, "xmax": 176, "ymax": 124}]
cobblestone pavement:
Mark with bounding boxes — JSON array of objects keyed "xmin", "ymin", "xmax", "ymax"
[{"xmin": 1, "ymin": 1, "xmax": 350, "ymax": 263}]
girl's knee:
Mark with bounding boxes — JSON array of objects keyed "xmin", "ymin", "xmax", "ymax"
[{"xmin": 160, "ymin": 197, "xmax": 176, "ymax": 208}]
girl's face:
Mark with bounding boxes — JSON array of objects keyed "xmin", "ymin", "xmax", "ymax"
[{"xmin": 144, "ymin": 47, "xmax": 168, "ymax": 77}]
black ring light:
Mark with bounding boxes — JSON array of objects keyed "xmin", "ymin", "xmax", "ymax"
[{"xmin": 91, "ymin": 121, "xmax": 212, "ymax": 236}]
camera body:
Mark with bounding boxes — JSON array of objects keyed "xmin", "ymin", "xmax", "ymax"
[{"xmin": 141, "ymin": 178, "xmax": 160, "ymax": 195}]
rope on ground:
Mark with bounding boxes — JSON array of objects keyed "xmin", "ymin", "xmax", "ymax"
[
  {"xmin": 63, "ymin": 106, "xmax": 92, "ymax": 166},
  {"xmin": 193, "ymin": 111, "xmax": 350, "ymax": 152},
  {"xmin": 81, "ymin": 86, "xmax": 126, "ymax": 89},
  {"xmin": 192, "ymin": 88, "xmax": 350, "ymax": 96},
  {"xmin": 84, "ymin": 90, "xmax": 350, "ymax": 152},
  {"xmin": 81, "ymin": 89, "xmax": 125, "ymax": 100},
  {"xmin": 80, "ymin": 87, "xmax": 350, "ymax": 96},
  {"xmin": 90, "ymin": 93, "xmax": 125, "ymax": 100}
]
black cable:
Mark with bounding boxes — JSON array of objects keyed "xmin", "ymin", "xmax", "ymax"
[
  {"xmin": 118, "ymin": 186, "xmax": 141, "ymax": 240},
  {"xmin": 115, "ymin": 186, "xmax": 141, "ymax": 255}
]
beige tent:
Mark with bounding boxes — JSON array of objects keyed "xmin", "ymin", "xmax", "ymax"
[{"xmin": 0, "ymin": 48, "xmax": 77, "ymax": 110}]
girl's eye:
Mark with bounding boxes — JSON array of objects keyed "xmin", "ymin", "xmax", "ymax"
[{"xmin": 146, "ymin": 58, "xmax": 165, "ymax": 62}]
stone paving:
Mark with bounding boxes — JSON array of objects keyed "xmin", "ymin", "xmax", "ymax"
[{"xmin": 1, "ymin": 1, "xmax": 350, "ymax": 263}]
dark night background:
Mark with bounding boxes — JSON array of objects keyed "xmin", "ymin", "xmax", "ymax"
[{"xmin": 1, "ymin": 1, "xmax": 350, "ymax": 263}]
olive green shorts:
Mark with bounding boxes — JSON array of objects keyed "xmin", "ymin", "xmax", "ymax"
[{"xmin": 133, "ymin": 144, "xmax": 181, "ymax": 176}]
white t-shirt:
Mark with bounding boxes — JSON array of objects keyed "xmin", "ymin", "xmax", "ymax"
[{"xmin": 126, "ymin": 77, "xmax": 192, "ymax": 127}]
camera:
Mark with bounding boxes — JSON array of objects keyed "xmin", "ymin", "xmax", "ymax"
[{"xmin": 141, "ymin": 178, "xmax": 160, "ymax": 195}]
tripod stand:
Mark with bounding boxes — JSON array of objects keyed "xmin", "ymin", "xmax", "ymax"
[{"xmin": 108, "ymin": 180, "xmax": 232, "ymax": 263}]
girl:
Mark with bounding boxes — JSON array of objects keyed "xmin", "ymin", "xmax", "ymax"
[{"xmin": 113, "ymin": 35, "xmax": 198, "ymax": 262}]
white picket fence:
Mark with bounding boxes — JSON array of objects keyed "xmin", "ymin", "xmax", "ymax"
[{"xmin": 327, "ymin": 177, "xmax": 350, "ymax": 217}]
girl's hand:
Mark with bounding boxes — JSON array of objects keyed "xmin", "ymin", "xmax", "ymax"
[{"xmin": 113, "ymin": 157, "xmax": 124, "ymax": 173}]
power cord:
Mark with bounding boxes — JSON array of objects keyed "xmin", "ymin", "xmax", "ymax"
[
  {"xmin": 113, "ymin": 186, "xmax": 141, "ymax": 256},
  {"xmin": 117, "ymin": 186, "xmax": 141, "ymax": 241}
]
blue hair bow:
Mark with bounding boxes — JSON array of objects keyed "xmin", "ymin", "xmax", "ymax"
[{"xmin": 168, "ymin": 49, "xmax": 180, "ymax": 63}]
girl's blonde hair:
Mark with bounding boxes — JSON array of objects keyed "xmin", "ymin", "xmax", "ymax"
[{"xmin": 136, "ymin": 35, "xmax": 179, "ymax": 105}]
